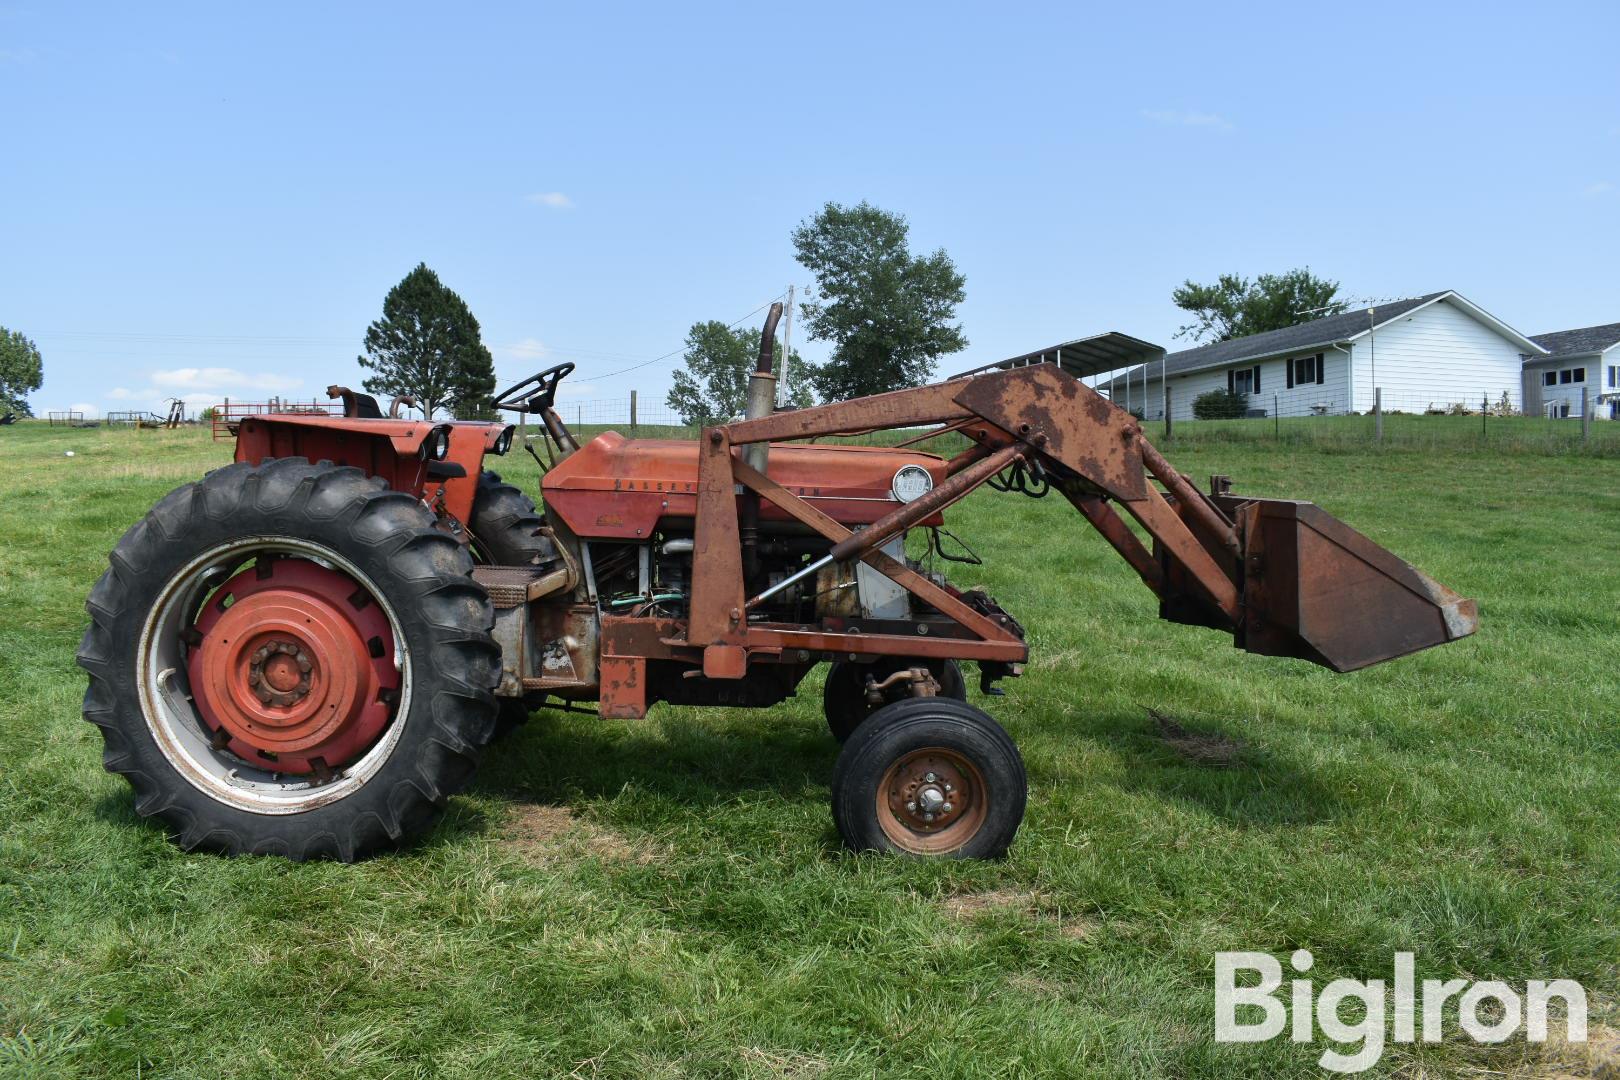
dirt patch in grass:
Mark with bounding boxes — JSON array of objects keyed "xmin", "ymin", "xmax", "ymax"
[
  {"xmin": 1149, "ymin": 707, "xmax": 1247, "ymax": 767},
  {"xmin": 1531, "ymin": 1017, "xmax": 1620, "ymax": 1078},
  {"xmin": 941, "ymin": 887, "xmax": 1099, "ymax": 940},
  {"xmin": 504, "ymin": 804, "xmax": 661, "ymax": 865},
  {"xmin": 736, "ymin": 1046, "xmax": 829, "ymax": 1078}
]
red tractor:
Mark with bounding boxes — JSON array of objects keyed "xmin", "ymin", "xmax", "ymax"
[{"xmin": 79, "ymin": 315, "xmax": 1476, "ymax": 861}]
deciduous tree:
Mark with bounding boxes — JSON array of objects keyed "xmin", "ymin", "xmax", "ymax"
[
  {"xmin": 1172, "ymin": 269, "xmax": 1345, "ymax": 343},
  {"xmin": 0, "ymin": 327, "xmax": 44, "ymax": 418},
  {"xmin": 791, "ymin": 202, "xmax": 967, "ymax": 401},
  {"xmin": 666, "ymin": 321, "xmax": 814, "ymax": 426}
]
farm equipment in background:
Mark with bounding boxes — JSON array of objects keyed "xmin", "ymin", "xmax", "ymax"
[{"xmin": 79, "ymin": 306, "xmax": 1477, "ymax": 861}]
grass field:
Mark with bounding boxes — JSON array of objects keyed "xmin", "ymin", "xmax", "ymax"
[{"xmin": 1, "ymin": 420, "xmax": 1616, "ymax": 1078}]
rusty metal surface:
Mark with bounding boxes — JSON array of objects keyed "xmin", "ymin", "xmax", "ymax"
[
  {"xmin": 827, "ymin": 442, "xmax": 1026, "ymax": 564},
  {"xmin": 723, "ymin": 381, "xmax": 971, "ymax": 444},
  {"xmin": 730, "ymin": 456, "xmax": 1021, "ymax": 647},
  {"xmin": 1234, "ymin": 498, "xmax": 1478, "ymax": 671},
  {"xmin": 1120, "ymin": 486, "xmax": 1241, "ymax": 624},
  {"xmin": 1057, "ymin": 482, "xmax": 1163, "ymax": 594},
  {"xmin": 950, "ymin": 365, "xmax": 1148, "ymax": 502},
  {"xmin": 541, "ymin": 431, "xmax": 949, "ymax": 540},
  {"xmin": 471, "ymin": 565, "xmax": 545, "ymax": 609}
]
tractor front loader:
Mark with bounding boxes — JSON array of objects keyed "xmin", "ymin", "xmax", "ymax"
[{"xmin": 79, "ymin": 317, "xmax": 1476, "ymax": 862}]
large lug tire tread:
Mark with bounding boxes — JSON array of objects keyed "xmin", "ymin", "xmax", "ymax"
[
  {"xmin": 76, "ymin": 457, "xmax": 502, "ymax": 862},
  {"xmin": 831, "ymin": 697, "xmax": 1026, "ymax": 859},
  {"xmin": 468, "ymin": 469, "xmax": 550, "ymax": 738},
  {"xmin": 823, "ymin": 658, "xmax": 967, "ymax": 743},
  {"xmin": 469, "ymin": 469, "xmax": 551, "ymax": 566}
]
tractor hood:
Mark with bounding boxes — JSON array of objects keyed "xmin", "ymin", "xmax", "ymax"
[{"xmin": 542, "ymin": 431, "xmax": 949, "ymax": 540}]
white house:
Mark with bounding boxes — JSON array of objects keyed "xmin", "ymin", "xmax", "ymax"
[
  {"xmin": 1522, "ymin": 322, "xmax": 1620, "ymax": 420},
  {"xmin": 1100, "ymin": 291, "xmax": 1546, "ymax": 421}
]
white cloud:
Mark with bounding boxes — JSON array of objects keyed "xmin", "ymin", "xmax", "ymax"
[
  {"xmin": 496, "ymin": 337, "xmax": 549, "ymax": 362},
  {"xmin": 1142, "ymin": 108, "xmax": 1233, "ymax": 131},
  {"xmin": 525, "ymin": 191, "xmax": 574, "ymax": 209},
  {"xmin": 1583, "ymin": 181, "xmax": 1614, "ymax": 197},
  {"xmin": 151, "ymin": 367, "xmax": 300, "ymax": 392},
  {"xmin": 69, "ymin": 402, "xmax": 100, "ymax": 418},
  {"xmin": 106, "ymin": 386, "xmax": 136, "ymax": 400}
]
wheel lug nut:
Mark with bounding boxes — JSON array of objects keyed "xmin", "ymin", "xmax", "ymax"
[
  {"xmin": 923, "ymin": 812, "xmax": 935, "ymax": 822},
  {"xmin": 943, "ymin": 783, "xmax": 953, "ymax": 793},
  {"xmin": 906, "ymin": 801, "xmax": 917, "ymax": 813},
  {"xmin": 924, "ymin": 772, "xmax": 937, "ymax": 783},
  {"xmin": 941, "ymin": 802, "xmax": 953, "ymax": 813}
]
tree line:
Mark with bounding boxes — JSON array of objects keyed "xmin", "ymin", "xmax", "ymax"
[{"xmin": 0, "ymin": 207, "xmax": 1338, "ymax": 424}]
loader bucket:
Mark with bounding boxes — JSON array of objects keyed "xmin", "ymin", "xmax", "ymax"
[{"xmin": 1231, "ymin": 498, "xmax": 1477, "ymax": 672}]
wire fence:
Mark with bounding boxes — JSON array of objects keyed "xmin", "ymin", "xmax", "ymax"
[
  {"xmin": 1149, "ymin": 385, "xmax": 1620, "ymax": 455},
  {"xmin": 179, "ymin": 387, "xmax": 1620, "ymax": 457}
]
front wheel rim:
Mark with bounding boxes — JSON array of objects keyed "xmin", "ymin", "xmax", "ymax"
[
  {"xmin": 877, "ymin": 746, "xmax": 989, "ymax": 854},
  {"xmin": 139, "ymin": 537, "xmax": 412, "ymax": 814}
]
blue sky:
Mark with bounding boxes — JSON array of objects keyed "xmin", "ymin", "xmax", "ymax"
[{"xmin": 3, "ymin": 1, "xmax": 1617, "ymax": 419}]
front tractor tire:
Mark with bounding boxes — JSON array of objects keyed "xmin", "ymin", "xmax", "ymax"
[
  {"xmin": 468, "ymin": 469, "xmax": 552, "ymax": 737},
  {"xmin": 77, "ymin": 458, "xmax": 501, "ymax": 861},
  {"xmin": 831, "ymin": 697, "xmax": 1026, "ymax": 859}
]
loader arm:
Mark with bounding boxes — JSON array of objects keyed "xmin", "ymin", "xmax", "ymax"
[{"xmin": 684, "ymin": 363, "xmax": 1477, "ymax": 678}]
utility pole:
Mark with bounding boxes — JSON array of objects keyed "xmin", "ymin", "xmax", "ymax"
[{"xmin": 775, "ymin": 284, "xmax": 796, "ymax": 408}]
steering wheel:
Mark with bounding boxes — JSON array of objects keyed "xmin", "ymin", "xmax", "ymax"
[{"xmin": 492, "ymin": 362, "xmax": 575, "ymax": 414}]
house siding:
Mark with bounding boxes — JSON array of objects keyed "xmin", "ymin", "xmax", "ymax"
[
  {"xmin": 1118, "ymin": 349, "xmax": 1350, "ymax": 421},
  {"xmin": 1346, "ymin": 298, "xmax": 1526, "ymax": 414}
]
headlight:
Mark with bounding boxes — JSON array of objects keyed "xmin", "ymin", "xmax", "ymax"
[
  {"xmin": 493, "ymin": 425, "xmax": 515, "ymax": 455},
  {"xmin": 891, "ymin": 464, "xmax": 934, "ymax": 503}
]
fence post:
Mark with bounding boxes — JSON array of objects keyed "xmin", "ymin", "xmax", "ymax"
[
  {"xmin": 1374, "ymin": 387, "xmax": 1383, "ymax": 445},
  {"xmin": 1163, "ymin": 386, "xmax": 1172, "ymax": 440},
  {"xmin": 1273, "ymin": 394, "xmax": 1279, "ymax": 439},
  {"xmin": 1582, "ymin": 387, "xmax": 1591, "ymax": 442},
  {"xmin": 1482, "ymin": 393, "xmax": 1488, "ymax": 439},
  {"xmin": 630, "ymin": 389, "xmax": 638, "ymax": 435}
]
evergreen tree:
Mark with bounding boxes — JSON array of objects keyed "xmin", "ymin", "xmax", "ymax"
[{"xmin": 358, "ymin": 264, "xmax": 495, "ymax": 418}]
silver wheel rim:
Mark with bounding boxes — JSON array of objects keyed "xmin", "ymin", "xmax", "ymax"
[{"xmin": 138, "ymin": 536, "xmax": 412, "ymax": 815}]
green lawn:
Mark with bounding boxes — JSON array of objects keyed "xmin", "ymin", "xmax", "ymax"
[{"xmin": 1, "ymin": 420, "xmax": 1616, "ymax": 1078}]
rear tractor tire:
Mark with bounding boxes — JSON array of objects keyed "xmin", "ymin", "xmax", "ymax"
[
  {"xmin": 831, "ymin": 697, "xmax": 1026, "ymax": 859},
  {"xmin": 823, "ymin": 657, "xmax": 966, "ymax": 743},
  {"xmin": 77, "ymin": 457, "xmax": 502, "ymax": 861},
  {"xmin": 468, "ymin": 469, "xmax": 553, "ymax": 738}
]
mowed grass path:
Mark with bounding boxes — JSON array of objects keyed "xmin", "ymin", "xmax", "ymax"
[{"xmin": 0, "ymin": 422, "xmax": 1616, "ymax": 1078}]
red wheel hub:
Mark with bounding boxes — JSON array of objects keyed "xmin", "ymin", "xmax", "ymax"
[{"xmin": 185, "ymin": 557, "xmax": 399, "ymax": 775}]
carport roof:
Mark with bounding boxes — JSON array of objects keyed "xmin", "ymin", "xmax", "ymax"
[{"xmin": 949, "ymin": 331, "xmax": 1166, "ymax": 381}]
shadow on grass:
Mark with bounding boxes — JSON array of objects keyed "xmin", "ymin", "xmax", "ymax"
[
  {"xmin": 1080, "ymin": 709, "xmax": 1347, "ymax": 827},
  {"xmin": 470, "ymin": 708, "xmax": 841, "ymax": 807}
]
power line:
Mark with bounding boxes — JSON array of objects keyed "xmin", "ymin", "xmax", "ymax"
[{"xmin": 580, "ymin": 292, "xmax": 789, "ymax": 382}]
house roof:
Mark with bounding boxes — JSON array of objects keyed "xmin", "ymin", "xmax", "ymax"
[
  {"xmin": 1100, "ymin": 290, "xmax": 1543, "ymax": 391},
  {"xmin": 1528, "ymin": 322, "xmax": 1620, "ymax": 361}
]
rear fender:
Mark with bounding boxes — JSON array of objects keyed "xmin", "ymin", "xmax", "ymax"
[{"xmin": 235, "ymin": 417, "xmax": 515, "ymax": 529}]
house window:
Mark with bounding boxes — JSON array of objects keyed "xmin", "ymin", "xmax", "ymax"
[
  {"xmin": 1286, "ymin": 352, "xmax": 1325, "ymax": 388},
  {"xmin": 1573, "ymin": 367, "xmax": 1586, "ymax": 383},
  {"xmin": 1543, "ymin": 371, "xmax": 1557, "ymax": 387},
  {"xmin": 1228, "ymin": 365, "xmax": 1260, "ymax": 395},
  {"xmin": 1609, "ymin": 365, "xmax": 1618, "ymax": 388},
  {"xmin": 1559, "ymin": 369, "xmax": 1573, "ymax": 384}
]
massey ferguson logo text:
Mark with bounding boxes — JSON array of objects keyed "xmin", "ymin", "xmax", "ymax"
[{"xmin": 1215, "ymin": 951, "xmax": 1587, "ymax": 1074}]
